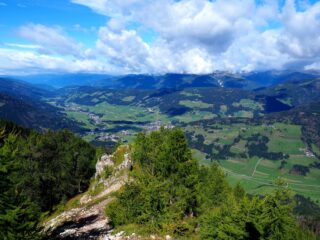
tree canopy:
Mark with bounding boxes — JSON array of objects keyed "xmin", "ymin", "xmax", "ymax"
[
  {"xmin": 0, "ymin": 121, "xmax": 97, "ymax": 239},
  {"xmin": 106, "ymin": 127, "xmax": 315, "ymax": 239}
]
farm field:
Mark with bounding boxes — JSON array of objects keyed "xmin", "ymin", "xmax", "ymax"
[
  {"xmin": 186, "ymin": 122, "xmax": 320, "ymax": 203},
  {"xmin": 46, "ymin": 87, "xmax": 320, "ymax": 204}
]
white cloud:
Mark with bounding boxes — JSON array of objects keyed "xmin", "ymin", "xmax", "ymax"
[
  {"xmin": 277, "ymin": 0, "xmax": 320, "ymax": 59},
  {"xmin": 0, "ymin": 48, "xmax": 120, "ymax": 75},
  {"xmin": 304, "ymin": 61, "xmax": 320, "ymax": 71},
  {"xmin": 71, "ymin": 0, "xmax": 288, "ymax": 73},
  {"xmin": 71, "ymin": 0, "xmax": 146, "ymax": 17},
  {"xmin": 2, "ymin": 0, "xmax": 320, "ymax": 74},
  {"xmin": 96, "ymin": 26, "xmax": 151, "ymax": 72},
  {"xmin": 4, "ymin": 43, "xmax": 41, "ymax": 50},
  {"xmin": 220, "ymin": 29, "xmax": 292, "ymax": 72},
  {"xmin": 73, "ymin": 24, "xmax": 97, "ymax": 33},
  {"xmin": 70, "ymin": 0, "xmax": 320, "ymax": 73},
  {"xmin": 18, "ymin": 24, "xmax": 85, "ymax": 57}
]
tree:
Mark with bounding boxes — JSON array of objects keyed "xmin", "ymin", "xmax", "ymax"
[
  {"xmin": 0, "ymin": 134, "xmax": 41, "ymax": 240},
  {"xmin": 259, "ymin": 180, "xmax": 298, "ymax": 240}
]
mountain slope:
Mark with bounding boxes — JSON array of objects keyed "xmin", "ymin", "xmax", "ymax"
[
  {"xmin": 0, "ymin": 77, "xmax": 55, "ymax": 99},
  {"xmin": 0, "ymin": 93, "xmax": 81, "ymax": 130},
  {"xmin": 43, "ymin": 146, "xmax": 132, "ymax": 239},
  {"xmin": 9, "ymin": 70, "xmax": 320, "ymax": 90}
]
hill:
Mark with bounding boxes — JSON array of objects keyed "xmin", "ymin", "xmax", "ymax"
[
  {"xmin": 0, "ymin": 78, "xmax": 81, "ymax": 130},
  {"xmin": 8, "ymin": 70, "xmax": 320, "ymax": 90},
  {"xmin": 0, "ymin": 77, "xmax": 55, "ymax": 99},
  {"xmin": 38, "ymin": 78, "xmax": 320, "ymax": 206},
  {"xmin": 1, "ymin": 74, "xmax": 320, "ymax": 210},
  {"xmin": 0, "ymin": 121, "xmax": 97, "ymax": 239},
  {"xmin": 50, "ymin": 78, "xmax": 320, "ymax": 144},
  {"xmin": 42, "ymin": 128, "xmax": 316, "ymax": 239},
  {"xmin": 0, "ymin": 93, "xmax": 75, "ymax": 130},
  {"xmin": 255, "ymin": 78, "xmax": 320, "ymax": 107}
]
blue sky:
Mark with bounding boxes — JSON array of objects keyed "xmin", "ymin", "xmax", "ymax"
[
  {"xmin": 0, "ymin": 0, "xmax": 106, "ymax": 47},
  {"xmin": 0, "ymin": 0, "xmax": 320, "ymax": 75}
]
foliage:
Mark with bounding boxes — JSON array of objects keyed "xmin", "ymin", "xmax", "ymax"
[
  {"xmin": 106, "ymin": 128, "xmax": 199, "ymax": 234},
  {"xmin": 0, "ymin": 121, "xmax": 97, "ymax": 238},
  {"xmin": 0, "ymin": 130, "xmax": 41, "ymax": 239},
  {"xmin": 10, "ymin": 129, "xmax": 97, "ymax": 211},
  {"xmin": 106, "ymin": 128, "xmax": 314, "ymax": 239}
]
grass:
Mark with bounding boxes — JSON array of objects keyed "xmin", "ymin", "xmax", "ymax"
[
  {"xmin": 187, "ymin": 121, "xmax": 320, "ymax": 203},
  {"xmin": 42, "ymin": 193, "xmax": 84, "ymax": 223},
  {"xmin": 286, "ymin": 155, "xmax": 315, "ymax": 167},
  {"xmin": 89, "ymin": 182, "xmax": 105, "ymax": 196},
  {"xmin": 110, "ymin": 223, "xmax": 159, "ymax": 239},
  {"xmin": 233, "ymin": 111, "xmax": 253, "ymax": 118},
  {"xmin": 123, "ymin": 96, "xmax": 136, "ymax": 102},
  {"xmin": 230, "ymin": 140, "xmax": 247, "ymax": 154},
  {"xmin": 112, "ymin": 145, "xmax": 129, "ymax": 166},
  {"xmin": 58, "ymin": 94, "xmax": 320, "ymax": 204},
  {"xmin": 268, "ymin": 138, "xmax": 306, "ymax": 155},
  {"xmin": 180, "ymin": 90, "xmax": 202, "ymax": 98},
  {"xmin": 232, "ymin": 99, "xmax": 263, "ymax": 110},
  {"xmin": 221, "ymin": 157, "xmax": 320, "ymax": 203},
  {"xmin": 83, "ymin": 134, "xmax": 97, "ymax": 142},
  {"xmin": 85, "ymin": 102, "xmax": 170, "ymax": 124},
  {"xmin": 224, "ymin": 167, "xmax": 320, "ymax": 203},
  {"xmin": 179, "ymin": 100, "xmax": 212, "ymax": 109},
  {"xmin": 312, "ymin": 144, "xmax": 320, "ymax": 155},
  {"xmin": 191, "ymin": 149, "xmax": 209, "ymax": 166},
  {"xmin": 173, "ymin": 111, "xmax": 216, "ymax": 123},
  {"xmin": 220, "ymin": 157, "xmax": 260, "ymax": 176},
  {"xmin": 66, "ymin": 111, "xmax": 96, "ymax": 129},
  {"xmin": 219, "ymin": 105, "xmax": 228, "ymax": 114}
]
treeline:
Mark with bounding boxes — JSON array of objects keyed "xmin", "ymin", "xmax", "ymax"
[
  {"xmin": 187, "ymin": 131, "xmax": 287, "ymax": 161},
  {"xmin": 245, "ymin": 134, "xmax": 288, "ymax": 160},
  {"xmin": 106, "ymin": 128, "xmax": 316, "ymax": 239},
  {"xmin": 181, "ymin": 104, "xmax": 320, "ymax": 154},
  {"xmin": 0, "ymin": 120, "xmax": 97, "ymax": 239}
]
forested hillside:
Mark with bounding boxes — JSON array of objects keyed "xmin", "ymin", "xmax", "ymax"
[
  {"xmin": 0, "ymin": 121, "xmax": 318, "ymax": 239},
  {"xmin": 106, "ymin": 128, "xmax": 316, "ymax": 239},
  {"xmin": 0, "ymin": 73, "xmax": 320, "ymax": 239},
  {"xmin": 0, "ymin": 121, "xmax": 97, "ymax": 239}
]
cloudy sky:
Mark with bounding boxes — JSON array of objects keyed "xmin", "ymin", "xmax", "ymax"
[{"xmin": 0, "ymin": 0, "xmax": 320, "ymax": 75}]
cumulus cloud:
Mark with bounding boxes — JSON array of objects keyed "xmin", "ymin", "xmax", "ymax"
[
  {"xmin": 96, "ymin": 24, "xmax": 151, "ymax": 72},
  {"xmin": 277, "ymin": 0, "xmax": 320, "ymax": 59},
  {"xmin": 2, "ymin": 0, "xmax": 320, "ymax": 74},
  {"xmin": 18, "ymin": 24, "xmax": 86, "ymax": 57},
  {"xmin": 90, "ymin": 0, "xmax": 284, "ymax": 73}
]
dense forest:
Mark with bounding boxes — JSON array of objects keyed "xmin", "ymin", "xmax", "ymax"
[
  {"xmin": 0, "ymin": 121, "xmax": 318, "ymax": 239},
  {"xmin": 106, "ymin": 128, "xmax": 316, "ymax": 239},
  {"xmin": 0, "ymin": 121, "xmax": 97, "ymax": 239}
]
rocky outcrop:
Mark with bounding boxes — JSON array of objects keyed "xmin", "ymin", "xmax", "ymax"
[
  {"xmin": 43, "ymin": 148, "xmax": 132, "ymax": 239},
  {"xmin": 43, "ymin": 148, "xmax": 170, "ymax": 240},
  {"xmin": 47, "ymin": 199, "xmax": 112, "ymax": 239},
  {"xmin": 95, "ymin": 154, "xmax": 114, "ymax": 178},
  {"xmin": 80, "ymin": 153, "xmax": 131, "ymax": 205}
]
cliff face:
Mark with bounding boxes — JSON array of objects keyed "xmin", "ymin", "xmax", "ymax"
[{"xmin": 43, "ymin": 146, "xmax": 132, "ymax": 239}]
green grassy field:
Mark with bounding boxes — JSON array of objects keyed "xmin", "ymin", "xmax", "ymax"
[
  {"xmin": 179, "ymin": 100, "xmax": 212, "ymax": 109},
  {"xmin": 186, "ymin": 122, "xmax": 320, "ymax": 203},
  {"xmin": 232, "ymin": 98, "xmax": 263, "ymax": 110},
  {"xmin": 66, "ymin": 111, "xmax": 96, "ymax": 129}
]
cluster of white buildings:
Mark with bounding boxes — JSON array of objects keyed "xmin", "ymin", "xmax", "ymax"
[{"xmin": 144, "ymin": 120, "xmax": 174, "ymax": 132}]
